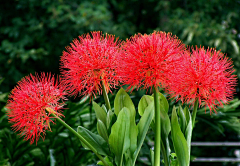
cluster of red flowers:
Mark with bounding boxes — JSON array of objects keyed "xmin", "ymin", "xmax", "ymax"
[
  {"xmin": 7, "ymin": 73, "xmax": 67, "ymax": 144},
  {"xmin": 120, "ymin": 31, "xmax": 186, "ymax": 90},
  {"xmin": 6, "ymin": 31, "xmax": 237, "ymax": 143},
  {"xmin": 60, "ymin": 31, "xmax": 122, "ymax": 98},
  {"xmin": 166, "ymin": 47, "xmax": 237, "ymax": 113}
]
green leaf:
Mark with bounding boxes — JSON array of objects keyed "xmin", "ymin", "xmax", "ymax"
[
  {"xmin": 107, "ymin": 110, "xmax": 116, "ymax": 131},
  {"xmin": 183, "ymin": 107, "xmax": 190, "ymax": 125},
  {"xmin": 160, "ymin": 104, "xmax": 171, "ymax": 138},
  {"xmin": 171, "ymin": 106, "xmax": 189, "ymax": 166},
  {"xmin": 150, "ymin": 92, "xmax": 169, "ymax": 133},
  {"xmin": 97, "ymin": 157, "xmax": 114, "ymax": 166},
  {"xmin": 109, "ymin": 107, "xmax": 131, "ymax": 166},
  {"xmin": 138, "ymin": 95, "xmax": 154, "ymax": 116},
  {"xmin": 160, "ymin": 104, "xmax": 171, "ymax": 166},
  {"xmin": 77, "ymin": 126, "xmax": 109, "ymax": 156},
  {"xmin": 159, "ymin": 93, "xmax": 169, "ymax": 113},
  {"xmin": 158, "ymin": 93, "xmax": 171, "ymax": 166},
  {"xmin": 185, "ymin": 122, "xmax": 192, "ymax": 158},
  {"xmin": 178, "ymin": 106, "xmax": 187, "ymax": 133},
  {"xmin": 93, "ymin": 101, "xmax": 107, "ymax": 126},
  {"xmin": 113, "ymin": 88, "xmax": 138, "ymax": 159},
  {"xmin": 128, "ymin": 101, "xmax": 138, "ymax": 158},
  {"xmin": 161, "ymin": 139, "xmax": 170, "ymax": 166},
  {"xmin": 102, "ymin": 104, "xmax": 108, "ymax": 113},
  {"xmin": 114, "ymin": 88, "xmax": 135, "ymax": 116},
  {"xmin": 125, "ymin": 149, "xmax": 133, "ymax": 166},
  {"xmin": 133, "ymin": 102, "xmax": 154, "ymax": 164},
  {"xmin": 97, "ymin": 119, "xmax": 109, "ymax": 143}
]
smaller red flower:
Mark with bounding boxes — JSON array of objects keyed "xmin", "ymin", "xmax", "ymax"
[
  {"xmin": 120, "ymin": 31, "xmax": 186, "ymax": 91},
  {"xmin": 6, "ymin": 73, "xmax": 67, "ymax": 144},
  {"xmin": 167, "ymin": 47, "xmax": 237, "ymax": 113},
  {"xmin": 60, "ymin": 31, "xmax": 122, "ymax": 98}
]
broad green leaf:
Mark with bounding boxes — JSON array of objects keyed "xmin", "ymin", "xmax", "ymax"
[
  {"xmin": 109, "ymin": 107, "xmax": 131, "ymax": 166},
  {"xmin": 159, "ymin": 93, "xmax": 169, "ymax": 113},
  {"xmin": 97, "ymin": 119, "xmax": 109, "ymax": 143},
  {"xmin": 129, "ymin": 118, "xmax": 138, "ymax": 157},
  {"xmin": 114, "ymin": 88, "xmax": 138, "ymax": 157},
  {"xmin": 160, "ymin": 104, "xmax": 171, "ymax": 138},
  {"xmin": 77, "ymin": 126, "xmax": 109, "ymax": 156},
  {"xmin": 171, "ymin": 107, "xmax": 189, "ymax": 166},
  {"xmin": 133, "ymin": 102, "xmax": 154, "ymax": 164},
  {"xmin": 138, "ymin": 95, "xmax": 154, "ymax": 116},
  {"xmin": 114, "ymin": 88, "xmax": 135, "ymax": 116},
  {"xmin": 93, "ymin": 101, "xmax": 107, "ymax": 126}
]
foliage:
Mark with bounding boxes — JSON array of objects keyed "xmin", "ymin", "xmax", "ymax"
[
  {"xmin": 1, "ymin": 0, "xmax": 240, "ymax": 166},
  {"xmin": 0, "ymin": 98, "xmax": 99, "ymax": 166}
]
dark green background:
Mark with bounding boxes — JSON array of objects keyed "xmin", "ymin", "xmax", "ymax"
[{"xmin": 0, "ymin": 0, "xmax": 240, "ymax": 165}]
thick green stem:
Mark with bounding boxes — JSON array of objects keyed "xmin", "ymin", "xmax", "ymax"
[
  {"xmin": 46, "ymin": 108, "xmax": 109, "ymax": 166},
  {"xmin": 153, "ymin": 87, "xmax": 161, "ymax": 166},
  {"xmin": 101, "ymin": 80, "xmax": 111, "ymax": 111},
  {"xmin": 192, "ymin": 98, "xmax": 199, "ymax": 129}
]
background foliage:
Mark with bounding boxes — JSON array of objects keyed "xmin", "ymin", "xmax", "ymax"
[{"xmin": 0, "ymin": 0, "xmax": 240, "ymax": 165}]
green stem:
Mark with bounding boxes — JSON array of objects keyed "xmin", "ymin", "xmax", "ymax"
[
  {"xmin": 153, "ymin": 87, "xmax": 161, "ymax": 166},
  {"xmin": 101, "ymin": 80, "xmax": 111, "ymax": 111},
  {"xmin": 46, "ymin": 108, "xmax": 109, "ymax": 166},
  {"xmin": 192, "ymin": 98, "xmax": 199, "ymax": 129}
]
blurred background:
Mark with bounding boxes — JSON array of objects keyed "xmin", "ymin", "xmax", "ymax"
[{"xmin": 0, "ymin": 0, "xmax": 240, "ymax": 165}]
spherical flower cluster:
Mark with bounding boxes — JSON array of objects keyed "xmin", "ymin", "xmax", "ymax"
[
  {"xmin": 120, "ymin": 31, "xmax": 186, "ymax": 91},
  {"xmin": 167, "ymin": 47, "xmax": 237, "ymax": 112},
  {"xmin": 60, "ymin": 31, "xmax": 122, "ymax": 98},
  {"xmin": 6, "ymin": 73, "xmax": 67, "ymax": 144}
]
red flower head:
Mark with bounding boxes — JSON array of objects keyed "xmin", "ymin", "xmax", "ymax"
[
  {"xmin": 6, "ymin": 73, "xmax": 67, "ymax": 144},
  {"xmin": 60, "ymin": 31, "xmax": 122, "ymax": 98},
  {"xmin": 167, "ymin": 47, "xmax": 237, "ymax": 113},
  {"xmin": 120, "ymin": 31, "xmax": 186, "ymax": 91}
]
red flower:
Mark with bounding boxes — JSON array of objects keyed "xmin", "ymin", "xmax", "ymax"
[
  {"xmin": 6, "ymin": 73, "xmax": 67, "ymax": 144},
  {"xmin": 60, "ymin": 31, "xmax": 122, "ymax": 98},
  {"xmin": 120, "ymin": 31, "xmax": 186, "ymax": 90},
  {"xmin": 167, "ymin": 47, "xmax": 237, "ymax": 113}
]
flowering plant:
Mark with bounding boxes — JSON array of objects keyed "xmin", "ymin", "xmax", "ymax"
[{"xmin": 6, "ymin": 31, "xmax": 237, "ymax": 166}]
